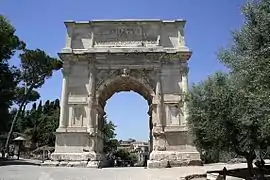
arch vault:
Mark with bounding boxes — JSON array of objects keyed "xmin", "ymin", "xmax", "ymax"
[{"xmin": 49, "ymin": 19, "xmax": 201, "ymax": 168}]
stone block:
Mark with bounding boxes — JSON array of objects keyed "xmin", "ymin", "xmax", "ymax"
[
  {"xmin": 147, "ymin": 160, "xmax": 168, "ymax": 168},
  {"xmin": 80, "ymin": 161, "xmax": 88, "ymax": 167},
  {"xmin": 148, "ymin": 151, "xmax": 202, "ymax": 168},
  {"xmin": 87, "ymin": 161, "xmax": 100, "ymax": 168},
  {"xmin": 41, "ymin": 160, "xmax": 59, "ymax": 167},
  {"xmin": 67, "ymin": 161, "xmax": 81, "ymax": 167},
  {"xmin": 59, "ymin": 161, "xmax": 69, "ymax": 167},
  {"xmin": 184, "ymin": 174, "xmax": 207, "ymax": 180},
  {"xmin": 51, "ymin": 152, "xmax": 98, "ymax": 161}
]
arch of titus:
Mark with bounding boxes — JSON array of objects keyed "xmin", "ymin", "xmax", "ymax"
[{"xmin": 50, "ymin": 19, "xmax": 201, "ymax": 168}]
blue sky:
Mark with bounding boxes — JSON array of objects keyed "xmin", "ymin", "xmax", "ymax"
[{"xmin": 1, "ymin": 0, "xmax": 245, "ymax": 141}]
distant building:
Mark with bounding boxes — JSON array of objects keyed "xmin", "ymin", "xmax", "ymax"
[
  {"xmin": 133, "ymin": 141, "xmax": 150, "ymax": 163},
  {"xmin": 117, "ymin": 140, "xmax": 134, "ymax": 152},
  {"xmin": 117, "ymin": 139, "xmax": 150, "ymax": 164}
]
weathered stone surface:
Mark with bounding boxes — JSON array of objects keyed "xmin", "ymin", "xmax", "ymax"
[
  {"xmin": 147, "ymin": 160, "xmax": 168, "ymax": 168},
  {"xmin": 149, "ymin": 151, "xmax": 201, "ymax": 161},
  {"xmin": 52, "ymin": 19, "xmax": 201, "ymax": 168},
  {"xmin": 59, "ymin": 161, "xmax": 69, "ymax": 166},
  {"xmin": 87, "ymin": 161, "xmax": 100, "ymax": 168},
  {"xmin": 67, "ymin": 161, "xmax": 81, "ymax": 167},
  {"xmin": 148, "ymin": 151, "xmax": 202, "ymax": 168},
  {"xmin": 41, "ymin": 160, "xmax": 59, "ymax": 167},
  {"xmin": 184, "ymin": 174, "xmax": 207, "ymax": 180},
  {"xmin": 51, "ymin": 152, "xmax": 98, "ymax": 161}
]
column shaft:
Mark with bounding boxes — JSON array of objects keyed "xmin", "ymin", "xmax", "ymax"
[{"xmin": 59, "ymin": 71, "xmax": 68, "ymax": 128}]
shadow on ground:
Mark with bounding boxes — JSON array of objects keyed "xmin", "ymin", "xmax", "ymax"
[{"xmin": 0, "ymin": 158, "xmax": 41, "ymax": 166}]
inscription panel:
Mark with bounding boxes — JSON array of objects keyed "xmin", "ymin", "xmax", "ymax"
[{"xmin": 93, "ymin": 25, "xmax": 160, "ymax": 47}]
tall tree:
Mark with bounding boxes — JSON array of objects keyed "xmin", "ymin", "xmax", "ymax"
[
  {"xmin": 218, "ymin": 0, "xmax": 270, "ymax": 176},
  {"xmin": 0, "ymin": 15, "xmax": 25, "ymax": 62},
  {"xmin": 188, "ymin": 0, "xmax": 270, "ymax": 178},
  {"xmin": 0, "ymin": 15, "xmax": 25, "ymax": 133},
  {"xmin": 187, "ymin": 73, "xmax": 234, "ymax": 163},
  {"xmin": 5, "ymin": 49, "xmax": 62, "ymax": 150},
  {"xmin": 18, "ymin": 99, "xmax": 60, "ymax": 148}
]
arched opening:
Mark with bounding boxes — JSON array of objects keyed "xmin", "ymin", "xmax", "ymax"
[
  {"xmin": 96, "ymin": 75, "xmax": 155, "ymax": 166},
  {"xmin": 105, "ymin": 92, "xmax": 149, "ymax": 141}
]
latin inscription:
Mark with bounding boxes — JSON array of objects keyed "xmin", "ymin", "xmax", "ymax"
[
  {"xmin": 96, "ymin": 27, "xmax": 142, "ymax": 41},
  {"xmin": 94, "ymin": 26, "xmax": 159, "ymax": 46}
]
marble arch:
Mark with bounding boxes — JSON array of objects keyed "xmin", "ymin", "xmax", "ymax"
[
  {"xmin": 96, "ymin": 69, "xmax": 155, "ymax": 107},
  {"xmin": 49, "ymin": 19, "xmax": 201, "ymax": 168}
]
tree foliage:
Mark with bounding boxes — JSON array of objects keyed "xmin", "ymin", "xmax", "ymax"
[
  {"xmin": 102, "ymin": 116, "xmax": 118, "ymax": 154},
  {"xmin": 1, "ymin": 16, "xmax": 63, "ymax": 150},
  {"xmin": 15, "ymin": 100, "xmax": 60, "ymax": 148},
  {"xmin": 113, "ymin": 149, "xmax": 138, "ymax": 164},
  {"xmin": 218, "ymin": 0, "xmax": 270, "ymax": 158},
  {"xmin": 187, "ymin": 73, "xmax": 233, "ymax": 163},
  {"xmin": 0, "ymin": 15, "xmax": 25, "ymax": 133},
  {"xmin": 0, "ymin": 15, "xmax": 25, "ymax": 62},
  {"xmin": 188, "ymin": 0, "xmax": 270, "ymax": 178}
]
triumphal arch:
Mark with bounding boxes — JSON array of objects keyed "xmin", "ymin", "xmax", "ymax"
[{"xmin": 49, "ymin": 19, "xmax": 201, "ymax": 168}]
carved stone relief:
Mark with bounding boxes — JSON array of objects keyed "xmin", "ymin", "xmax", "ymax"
[
  {"xmin": 95, "ymin": 68, "xmax": 157, "ymax": 92},
  {"xmin": 153, "ymin": 133, "xmax": 167, "ymax": 151},
  {"xmin": 72, "ymin": 105, "xmax": 86, "ymax": 127},
  {"xmin": 167, "ymin": 105, "xmax": 181, "ymax": 126}
]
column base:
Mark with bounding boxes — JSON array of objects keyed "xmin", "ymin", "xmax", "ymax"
[
  {"xmin": 41, "ymin": 160, "xmax": 102, "ymax": 168},
  {"xmin": 47, "ymin": 129, "xmax": 104, "ymax": 168},
  {"xmin": 51, "ymin": 152, "xmax": 102, "ymax": 161},
  {"xmin": 147, "ymin": 151, "xmax": 202, "ymax": 168},
  {"xmin": 43, "ymin": 152, "xmax": 103, "ymax": 168}
]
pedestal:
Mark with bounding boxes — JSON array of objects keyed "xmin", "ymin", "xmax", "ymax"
[
  {"xmin": 46, "ymin": 128, "xmax": 103, "ymax": 168},
  {"xmin": 147, "ymin": 129, "xmax": 202, "ymax": 168},
  {"xmin": 147, "ymin": 150, "xmax": 201, "ymax": 168}
]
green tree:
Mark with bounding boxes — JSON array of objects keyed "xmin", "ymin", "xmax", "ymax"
[
  {"xmin": 218, "ymin": 0, "xmax": 270, "ymax": 176},
  {"xmin": 0, "ymin": 15, "xmax": 25, "ymax": 62},
  {"xmin": 113, "ymin": 149, "xmax": 138, "ymax": 164},
  {"xmin": 0, "ymin": 15, "xmax": 25, "ymax": 133},
  {"xmin": 187, "ymin": 73, "xmax": 233, "ymax": 163},
  {"xmin": 188, "ymin": 0, "xmax": 270, "ymax": 178},
  {"xmin": 18, "ymin": 99, "xmax": 60, "ymax": 148},
  {"xmin": 5, "ymin": 49, "xmax": 62, "ymax": 150},
  {"xmin": 102, "ymin": 116, "xmax": 118, "ymax": 154}
]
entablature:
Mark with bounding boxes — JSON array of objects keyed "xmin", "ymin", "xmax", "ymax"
[{"xmin": 62, "ymin": 19, "xmax": 189, "ymax": 51}]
